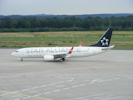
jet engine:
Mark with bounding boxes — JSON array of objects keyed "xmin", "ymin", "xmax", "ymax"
[{"xmin": 43, "ymin": 55, "xmax": 54, "ymax": 61}]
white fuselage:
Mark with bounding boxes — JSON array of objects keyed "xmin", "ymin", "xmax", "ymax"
[{"xmin": 11, "ymin": 46, "xmax": 110, "ymax": 58}]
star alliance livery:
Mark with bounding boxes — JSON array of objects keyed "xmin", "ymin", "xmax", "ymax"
[{"xmin": 11, "ymin": 28, "xmax": 115, "ymax": 62}]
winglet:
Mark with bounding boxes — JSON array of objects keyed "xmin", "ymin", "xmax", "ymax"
[
  {"xmin": 79, "ymin": 42, "xmax": 83, "ymax": 47},
  {"xmin": 68, "ymin": 47, "xmax": 74, "ymax": 54}
]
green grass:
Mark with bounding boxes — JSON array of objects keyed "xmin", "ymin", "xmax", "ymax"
[
  {"xmin": 0, "ymin": 31, "xmax": 133, "ymax": 49},
  {"xmin": 113, "ymin": 46, "xmax": 133, "ymax": 49},
  {"xmin": 0, "ymin": 31, "xmax": 133, "ymax": 37},
  {"xmin": 0, "ymin": 37, "xmax": 133, "ymax": 42}
]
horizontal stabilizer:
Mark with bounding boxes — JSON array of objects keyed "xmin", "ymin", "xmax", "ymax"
[{"xmin": 109, "ymin": 45, "xmax": 115, "ymax": 49}]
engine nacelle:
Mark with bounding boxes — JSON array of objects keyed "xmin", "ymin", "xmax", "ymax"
[{"xmin": 43, "ymin": 55, "xmax": 54, "ymax": 61}]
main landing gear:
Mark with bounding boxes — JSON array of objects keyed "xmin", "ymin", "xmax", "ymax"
[
  {"xmin": 60, "ymin": 58, "xmax": 65, "ymax": 62},
  {"xmin": 20, "ymin": 58, "xmax": 23, "ymax": 61}
]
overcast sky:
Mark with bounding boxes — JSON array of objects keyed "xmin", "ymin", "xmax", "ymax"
[{"xmin": 0, "ymin": 0, "xmax": 133, "ymax": 15}]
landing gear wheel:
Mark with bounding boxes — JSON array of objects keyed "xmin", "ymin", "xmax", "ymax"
[
  {"xmin": 60, "ymin": 58, "xmax": 65, "ymax": 62},
  {"xmin": 21, "ymin": 58, "xmax": 23, "ymax": 61}
]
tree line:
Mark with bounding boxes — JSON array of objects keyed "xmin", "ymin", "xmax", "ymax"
[{"xmin": 0, "ymin": 15, "xmax": 133, "ymax": 32}]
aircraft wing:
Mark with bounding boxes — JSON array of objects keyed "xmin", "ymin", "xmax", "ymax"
[{"xmin": 52, "ymin": 47, "xmax": 74, "ymax": 59}]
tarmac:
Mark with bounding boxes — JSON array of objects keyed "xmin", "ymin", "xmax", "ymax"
[{"xmin": 0, "ymin": 48, "xmax": 133, "ymax": 100}]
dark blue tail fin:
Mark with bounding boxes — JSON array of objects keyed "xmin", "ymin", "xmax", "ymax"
[{"xmin": 91, "ymin": 28, "xmax": 113, "ymax": 47}]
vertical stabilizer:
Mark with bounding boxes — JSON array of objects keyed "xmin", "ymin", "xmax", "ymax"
[{"xmin": 91, "ymin": 28, "xmax": 113, "ymax": 47}]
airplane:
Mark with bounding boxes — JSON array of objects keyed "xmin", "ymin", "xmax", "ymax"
[{"xmin": 11, "ymin": 28, "xmax": 115, "ymax": 62}]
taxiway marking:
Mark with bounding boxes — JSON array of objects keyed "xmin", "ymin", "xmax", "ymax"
[
  {"xmin": 0, "ymin": 90, "xmax": 51, "ymax": 100},
  {"xmin": 0, "ymin": 65, "xmax": 131, "ymax": 79},
  {"xmin": 72, "ymin": 85, "xmax": 78, "ymax": 88},
  {"xmin": 79, "ymin": 84, "xmax": 86, "ymax": 86},
  {"xmin": 43, "ymin": 92, "xmax": 51, "ymax": 94},
  {"xmin": 66, "ymin": 94, "xmax": 104, "ymax": 100},
  {"xmin": 62, "ymin": 87, "xmax": 70, "ymax": 90},
  {"xmin": 102, "ymin": 96, "xmax": 123, "ymax": 100},
  {"xmin": 57, "ymin": 85, "xmax": 64, "ymax": 87},
  {"xmin": 29, "ymin": 91, "xmax": 36, "ymax": 94},
  {"xmin": 53, "ymin": 90, "xmax": 60, "ymax": 92},
  {"xmin": 43, "ymin": 88, "xmax": 51, "ymax": 91}
]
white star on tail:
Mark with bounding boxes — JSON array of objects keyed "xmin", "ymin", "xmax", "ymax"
[{"xmin": 101, "ymin": 37, "xmax": 109, "ymax": 46}]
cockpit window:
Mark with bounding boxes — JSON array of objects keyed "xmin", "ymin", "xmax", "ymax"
[{"xmin": 15, "ymin": 51, "xmax": 19, "ymax": 52}]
